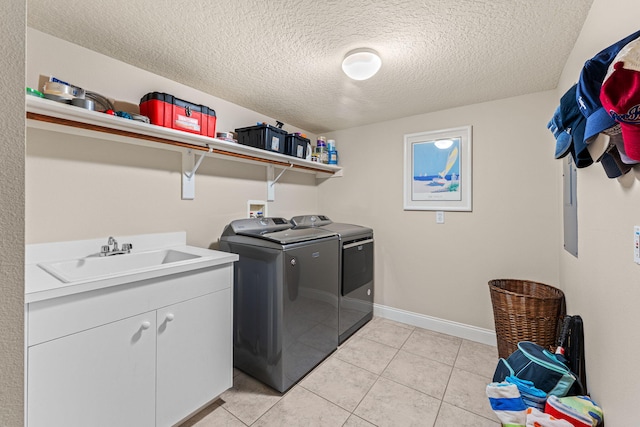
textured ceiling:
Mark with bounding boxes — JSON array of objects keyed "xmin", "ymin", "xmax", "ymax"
[{"xmin": 27, "ymin": 0, "xmax": 593, "ymax": 133}]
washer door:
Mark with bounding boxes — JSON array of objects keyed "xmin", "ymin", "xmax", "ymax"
[{"xmin": 281, "ymin": 238, "xmax": 339, "ymax": 390}]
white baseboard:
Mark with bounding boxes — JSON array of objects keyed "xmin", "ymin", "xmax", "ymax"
[{"xmin": 373, "ymin": 303, "xmax": 497, "ymax": 347}]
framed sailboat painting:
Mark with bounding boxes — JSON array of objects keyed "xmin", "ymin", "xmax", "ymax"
[{"xmin": 403, "ymin": 126, "xmax": 472, "ymax": 211}]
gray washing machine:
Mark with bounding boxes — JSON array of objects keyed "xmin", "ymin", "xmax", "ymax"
[
  {"xmin": 290, "ymin": 215, "xmax": 374, "ymax": 344},
  {"xmin": 219, "ymin": 217, "xmax": 339, "ymax": 392}
]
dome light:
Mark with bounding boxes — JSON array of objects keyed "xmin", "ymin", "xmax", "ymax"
[{"xmin": 342, "ymin": 48, "xmax": 382, "ymax": 81}]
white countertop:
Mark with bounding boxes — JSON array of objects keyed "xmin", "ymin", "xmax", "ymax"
[{"xmin": 25, "ymin": 232, "xmax": 238, "ymax": 303}]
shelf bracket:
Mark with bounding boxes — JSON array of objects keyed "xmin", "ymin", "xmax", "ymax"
[
  {"xmin": 267, "ymin": 163, "xmax": 293, "ymax": 202},
  {"xmin": 182, "ymin": 146, "xmax": 212, "ymax": 200}
]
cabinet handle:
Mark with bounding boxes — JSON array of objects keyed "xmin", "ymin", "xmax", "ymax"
[
  {"xmin": 166, "ymin": 313, "xmax": 175, "ymax": 322},
  {"xmin": 141, "ymin": 321, "xmax": 151, "ymax": 330}
]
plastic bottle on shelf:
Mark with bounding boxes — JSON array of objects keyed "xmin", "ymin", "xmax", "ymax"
[
  {"xmin": 311, "ymin": 146, "xmax": 320, "ymax": 162},
  {"xmin": 327, "ymin": 139, "xmax": 338, "ymax": 165},
  {"xmin": 306, "ymin": 140, "xmax": 312, "ymax": 161},
  {"xmin": 314, "ymin": 146, "xmax": 328, "ymax": 164},
  {"xmin": 317, "ymin": 137, "xmax": 328, "ymax": 164},
  {"xmin": 328, "ymin": 150, "xmax": 338, "ymax": 165}
]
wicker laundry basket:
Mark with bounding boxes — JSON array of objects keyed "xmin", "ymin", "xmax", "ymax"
[{"xmin": 489, "ymin": 279, "xmax": 566, "ymax": 359}]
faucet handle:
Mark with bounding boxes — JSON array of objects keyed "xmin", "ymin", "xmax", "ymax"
[
  {"xmin": 122, "ymin": 243, "xmax": 133, "ymax": 253},
  {"xmin": 100, "ymin": 245, "xmax": 110, "ymax": 256}
]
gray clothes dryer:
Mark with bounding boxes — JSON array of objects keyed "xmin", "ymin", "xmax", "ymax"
[
  {"xmin": 290, "ymin": 215, "xmax": 374, "ymax": 344},
  {"xmin": 219, "ymin": 217, "xmax": 339, "ymax": 393}
]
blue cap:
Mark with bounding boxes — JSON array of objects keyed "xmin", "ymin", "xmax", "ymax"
[
  {"xmin": 548, "ymin": 105, "xmax": 572, "ymax": 158},
  {"xmin": 548, "ymin": 84, "xmax": 593, "ymax": 167},
  {"xmin": 570, "ymin": 116, "xmax": 592, "ymax": 168},
  {"xmin": 576, "ymin": 30, "xmax": 640, "ymax": 142}
]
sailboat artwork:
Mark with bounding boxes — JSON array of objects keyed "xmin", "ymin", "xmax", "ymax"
[
  {"xmin": 431, "ymin": 146, "xmax": 458, "ymax": 187},
  {"xmin": 404, "ymin": 125, "xmax": 471, "ymax": 211},
  {"xmin": 411, "ymin": 137, "xmax": 462, "ymax": 201}
]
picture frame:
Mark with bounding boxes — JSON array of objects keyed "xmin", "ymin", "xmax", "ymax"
[{"xmin": 403, "ymin": 125, "xmax": 472, "ymax": 211}]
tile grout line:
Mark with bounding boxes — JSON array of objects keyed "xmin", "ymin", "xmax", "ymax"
[
  {"xmin": 347, "ymin": 325, "xmax": 441, "ymax": 426},
  {"xmin": 343, "ymin": 353, "xmax": 392, "ymax": 427},
  {"xmin": 245, "ymin": 385, "xmax": 292, "ymax": 427},
  {"xmin": 333, "ymin": 336, "xmax": 401, "ymax": 376},
  {"xmin": 346, "ymin": 323, "xmax": 444, "ymax": 424},
  {"xmin": 433, "ymin": 338, "xmax": 501, "ymax": 424},
  {"xmin": 211, "ymin": 317, "xmax": 500, "ymax": 427},
  {"xmin": 222, "ymin": 405, "xmax": 250, "ymax": 427},
  {"xmin": 335, "ymin": 323, "xmax": 407, "ymax": 426},
  {"xmin": 434, "ymin": 338, "xmax": 462, "ymax": 424},
  {"xmin": 379, "ymin": 372, "xmax": 450, "ymax": 403},
  {"xmin": 220, "ymin": 373, "xmax": 286, "ymax": 426}
]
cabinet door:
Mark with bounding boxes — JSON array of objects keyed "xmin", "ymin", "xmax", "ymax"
[
  {"xmin": 27, "ymin": 312, "xmax": 156, "ymax": 427},
  {"xmin": 156, "ymin": 288, "xmax": 232, "ymax": 427}
]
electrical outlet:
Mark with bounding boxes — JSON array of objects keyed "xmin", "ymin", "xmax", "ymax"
[{"xmin": 436, "ymin": 211, "xmax": 445, "ymax": 224}]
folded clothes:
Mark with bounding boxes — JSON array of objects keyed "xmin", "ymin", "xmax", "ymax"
[
  {"xmin": 545, "ymin": 395, "xmax": 603, "ymax": 427},
  {"xmin": 486, "ymin": 382, "xmax": 527, "ymax": 426},
  {"xmin": 526, "ymin": 407, "xmax": 573, "ymax": 426},
  {"xmin": 506, "ymin": 375, "xmax": 548, "ymax": 411}
]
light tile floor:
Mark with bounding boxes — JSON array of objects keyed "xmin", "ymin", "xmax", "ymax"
[{"xmin": 180, "ymin": 317, "xmax": 500, "ymax": 427}]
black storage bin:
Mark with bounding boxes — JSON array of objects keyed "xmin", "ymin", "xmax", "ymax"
[
  {"xmin": 285, "ymin": 134, "xmax": 309, "ymax": 159},
  {"xmin": 235, "ymin": 124, "xmax": 287, "ymax": 154}
]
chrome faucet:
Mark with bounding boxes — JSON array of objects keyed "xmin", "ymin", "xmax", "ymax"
[
  {"xmin": 108, "ymin": 236, "xmax": 119, "ymax": 252},
  {"xmin": 100, "ymin": 236, "xmax": 133, "ymax": 256}
]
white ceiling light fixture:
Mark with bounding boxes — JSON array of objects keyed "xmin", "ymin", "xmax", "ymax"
[{"xmin": 342, "ymin": 48, "xmax": 382, "ymax": 81}]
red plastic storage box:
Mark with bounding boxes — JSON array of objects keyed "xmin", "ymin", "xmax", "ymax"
[{"xmin": 139, "ymin": 92, "xmax": 216, "ymax": 138}]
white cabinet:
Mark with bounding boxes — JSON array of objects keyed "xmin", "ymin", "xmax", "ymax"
[
  {"xmin": 27, "ymin": 312, "xmax": 157, "ymax": 427},
  {"xmin": 26, "ymin": 264, "xmax": 234, "ymax": 427},
  {"xmin": 156, "ymin": 289, "xmax": 232, "ymax": 427}
]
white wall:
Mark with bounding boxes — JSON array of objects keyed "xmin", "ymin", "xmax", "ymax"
[
  {"xmin": 25, "ymin": 29, "xmax": 320, "ymax": 247},
  {"xmin": 553, "ymin": 0, "xmax": 640, "ymax": 424},
  {"xmin": 322, "ymin": 0, "xmax": 640, "ymax": 423},
  {"xmin": 22, "ymin": 1, "xmax": 640, "ymax": 423},
  {"xmin": 1, "ymin": 2, "xmax": 25, "ymax": 426},
  {"xmin": 322, "ymin": 90, "xmax": 561, "ymax": 331}
]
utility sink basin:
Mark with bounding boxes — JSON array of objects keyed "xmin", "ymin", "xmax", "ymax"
[{"xmin": 38, "ymin": 249, "xmax": 201, "ymax": 283}]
